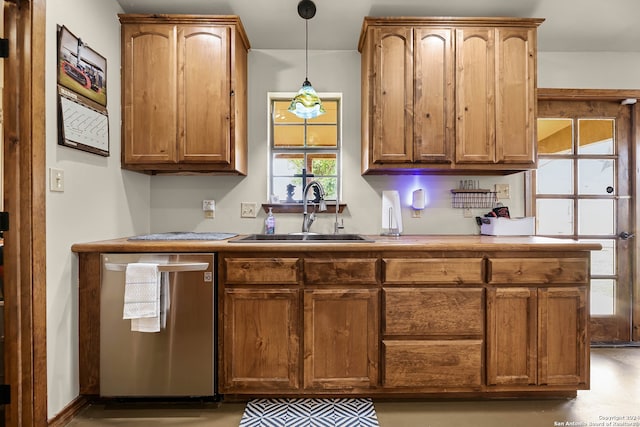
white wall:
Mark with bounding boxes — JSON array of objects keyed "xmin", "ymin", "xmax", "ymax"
[
  {"xmin": 150, "ymin": 49, "xmax": 525, "ymax": 236},
  {"xmin": 539, "ymin": 52, "xmax": 640, "ymax": 89},
  {"xmin": 45, "ymin": 0, "xmax": 150, "ymax": 418}
]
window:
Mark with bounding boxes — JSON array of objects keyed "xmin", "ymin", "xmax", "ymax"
[{"xmin": 268, "ymin": 93, "xmax": 341, "ymax": 204}]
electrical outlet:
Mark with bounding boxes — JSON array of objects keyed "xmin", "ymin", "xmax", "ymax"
[
  {"xmin": 202, "ymin": 200, "xmax": 215, "ymax": 219},
  {"xmin": 202, "ymin": 200, "xmax": 215, "ymax": 211},
  {"xmin": 241, "ymin": 202, "xmax": 258, "ymax": 218},
  {"xmin": 463, "ymin": 208, "xmax": 473, "ymax": 218},
  {"xmin": 495, "ymin": 184, "xmax": 511, "ymax": 199},
  {"xmin": 411, "ymin": 209, "xmax": 422, "ymax": 218}
]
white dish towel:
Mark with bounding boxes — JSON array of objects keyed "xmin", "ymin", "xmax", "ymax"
[{"xmin": 123, "ymin": 262, "xmax": 163, "ymax": 333}]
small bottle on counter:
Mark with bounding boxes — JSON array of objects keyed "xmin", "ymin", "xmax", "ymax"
[{"xmin": 265, "ymin": 207, "xmax": 276, "ymax": 234}]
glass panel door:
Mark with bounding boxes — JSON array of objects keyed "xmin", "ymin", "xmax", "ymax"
[{"xmin": 535, "ymin": 100, "xmax": 633, "ymax": 342}]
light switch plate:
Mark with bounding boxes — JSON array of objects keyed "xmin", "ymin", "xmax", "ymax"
[
  {"xmin": 241, "ymin": 202, "xmax": 258, "ymax": 218},
  {"xmin": 495, "ymin": 184, "xmax": 510, "ymax": 199},
  {"xmin": 49, "ymin": 168, "xmax": 65, "ymax": 192}
]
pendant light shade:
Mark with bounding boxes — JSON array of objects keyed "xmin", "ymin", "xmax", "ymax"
[{"xmin": 288, "ymin": 0, "xmax": 325, "ymax": 119}]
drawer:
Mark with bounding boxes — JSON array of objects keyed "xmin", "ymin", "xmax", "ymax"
[
  {"xmin": 224, "ymin": 258, "xmax": 300, "ymax": 284},
  {"xmin": 304, "ymin": 258, "xmax": 378, "ymax": 285},
  {"xmin": 383, "ymin": 340, "xmax": 483, "ymax": 388},
  {"xmin": 488, "ymin": 258, "xmax": 589, "ymax": 284},
  {"xmin": 383, "ymin": 258, "xmax": 484, "ymax": 284},
  {"xmin": 384, "ymin": 288, "xmax": 483, "ymax": 335}
]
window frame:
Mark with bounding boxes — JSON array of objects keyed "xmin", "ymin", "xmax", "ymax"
[{"xmin": 266, "ymin": 92, "xmax": 343, "ymax": 208}]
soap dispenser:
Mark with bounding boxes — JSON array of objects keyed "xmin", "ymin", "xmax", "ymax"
[{"xmin": 265, "ymin": 207, "xmax": 276, "ymax": 234}]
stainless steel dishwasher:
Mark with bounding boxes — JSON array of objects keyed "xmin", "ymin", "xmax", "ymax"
[{"xmin": 100, "ymin": 253, "xmax": 216, "ymax": 398}]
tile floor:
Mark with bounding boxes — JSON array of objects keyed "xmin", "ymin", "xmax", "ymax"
[{"xmin": 65, "ymin": 347, "xmax": 640, "ymax": 427}]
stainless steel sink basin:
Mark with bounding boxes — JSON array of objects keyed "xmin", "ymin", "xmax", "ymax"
[{"xmin": 229, "ymin": 233, "xmax": 374, "ymax": 243}]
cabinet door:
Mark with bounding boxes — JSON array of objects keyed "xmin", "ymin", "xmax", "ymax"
[
  {"xmin": 487, "ymin": 287, "xmax": 537, "ymax": 385},
  {"xmin": 371, "ymin": 27, "xmax": 413, "ymax": 164},
  {"xmin": 122, "ymin": 24, "xmax": 177, "ymax": 164},
  {"xmin": 487, "ymin": 286, "xmax": 589, "ymax": 388},
  {"xmin": 538, "ymin": 287, "xmax": 588, "ymax": 386},
  {"xmin": 455, "ymin": 28, "xmax": 495, "ymax": 164},
  {"xmin": 495, "ymin": 28, "xmax": 536, "ymax": 164},
  {"xmin": 177, "ymin": 26, "xmax": 231, "ymax": 165},
  {"xmin": 304, "ymin": 289, "xmax": 379, "ymax": 389},
  {"xmin": 222, "ymin": 288, "xmax": 300, "ymax": 392},
  {"xmin": 414, "ymin": 28, "xmax": 454, "ymax": 163}
]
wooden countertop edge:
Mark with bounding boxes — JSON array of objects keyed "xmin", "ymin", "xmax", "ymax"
[{"xmin": 71, "ymin": 235, "xmax": 602, "ymax": 253}]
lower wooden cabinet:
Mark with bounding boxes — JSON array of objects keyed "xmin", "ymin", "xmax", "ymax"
[
  {"xmin": 219, "ymin": 252, "xmax": 591, "ymax": 396},
  {"xmin": 220, "ymin": 255, "xmax": 379, "ymax": 394},
  {"xmin": 486, "ymin": 287, "xmax": 537, "ymax": 385},
  {"xmin": 486, "ymin": 256, "xmax": 590, "ymax": 390},
  {"xmin": 304, "ymin": 289, "xmax": 379, "ymax": 390},
  {"xmin": 538, "ymin": 287, "xmax": 589, "ymax": 386},
  {"xmin": 222, "ymin": 288, "xmax": 300, "ymax": 392},
  {"xmin": 382, "ymin": 287, "xmax": 484, "ymax": 391},
  {"xmin": 383, "ymin": 340, "xmax": 483, "ymax": 388}
]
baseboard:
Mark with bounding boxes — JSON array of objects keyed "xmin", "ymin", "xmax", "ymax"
[{"xmin": 47, "ymin": 395, "xmax": 91, "ymax": 427}]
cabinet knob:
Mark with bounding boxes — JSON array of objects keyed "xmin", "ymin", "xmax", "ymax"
[
  {"xmin": 230, "ymin": 90, "xmax": 235, "ymax": 96},
  {"xmin": 426, "ymin": 113, "xmax": 430, "ymax": 118}
]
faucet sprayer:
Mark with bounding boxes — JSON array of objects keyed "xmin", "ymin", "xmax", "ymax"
[{"xmin": 302, "ymin": 180, "xmax": 327, "ymax": 233}]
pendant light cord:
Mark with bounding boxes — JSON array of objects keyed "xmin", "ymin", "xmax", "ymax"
[{"xmin": 305, "ymin": 18, "xmax": 309, "ymax": 81}]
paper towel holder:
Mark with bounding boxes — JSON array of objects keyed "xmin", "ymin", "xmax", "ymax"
[
  {"xmin": 381, "ymin": 190, "xmax": 402, "ymax": 236},
  {"xmin": 381, "ymin": 206, "xmax": 401, "ymax": 236}
]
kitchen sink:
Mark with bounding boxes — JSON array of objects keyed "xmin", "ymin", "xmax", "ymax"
[{"xmin": 229, "ymin": 233, "xmax": 374, "ymax": 243}]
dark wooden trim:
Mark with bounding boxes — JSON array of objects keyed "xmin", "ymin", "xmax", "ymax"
[
  {"xmin": 538, "ymin": 88, "xmax": 640, "ymax": 101},
  {"xmin": 78, "ymin": 253, "xmax": 101, "ymax": 395},
  {"xmin": 3, "ymin": 0, "xmax": 47, "ymax": 425},
  {"xmin": 32, "ymin": 0, "xmax": 48, "ymax": 424},
  {"xmin": 633, "ymin": 102, "xmax": 640, "ymax": 342},
  {"xmin": 3, "ymin": 4, "xmax": 21, "ymax": 426},
  {"xmin": 46, "ymin": 396, "xmax": 90, "ymax": 427}
]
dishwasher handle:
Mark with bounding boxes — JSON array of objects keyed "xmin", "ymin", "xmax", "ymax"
[{"xmin": 104, "ymin": 262, "xmax": 209, "ymax": 273}]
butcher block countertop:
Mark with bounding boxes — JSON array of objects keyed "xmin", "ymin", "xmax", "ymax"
[{"xmin": 71, "ymin": 234, "xmax": 602, "ymax": 253}]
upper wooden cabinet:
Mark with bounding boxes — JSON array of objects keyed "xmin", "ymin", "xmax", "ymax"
[
  {"xmin": 359, "ymin": 17, "xmax": 544, "ymax": 174},
  {"xmin": 119, "ymin": 15, "xmax": 250, "ymax": 174}
]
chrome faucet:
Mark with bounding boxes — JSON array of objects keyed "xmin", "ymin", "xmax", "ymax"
[{"xmin": 302, "ymin": 180, "xmax": 327, "ymax": 233}]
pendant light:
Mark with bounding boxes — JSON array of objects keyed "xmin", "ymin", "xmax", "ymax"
[{"xmin": 288, "ymin": 0, "xmax": 325, "ymax": 119}]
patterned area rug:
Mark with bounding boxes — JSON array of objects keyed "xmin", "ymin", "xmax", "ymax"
[{"xmin": 239, "ymin": 398, "xmax": 379, "ymax": 427}]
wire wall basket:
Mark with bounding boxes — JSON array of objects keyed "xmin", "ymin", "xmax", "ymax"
[{"xmin": 450, "ymin": 189, "xmax": 498, "ymax": 209}]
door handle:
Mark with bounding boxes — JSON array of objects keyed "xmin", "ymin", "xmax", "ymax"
[{"xmin": 619, "ymin": 231, "xmax": 635, "ymax": 240}]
